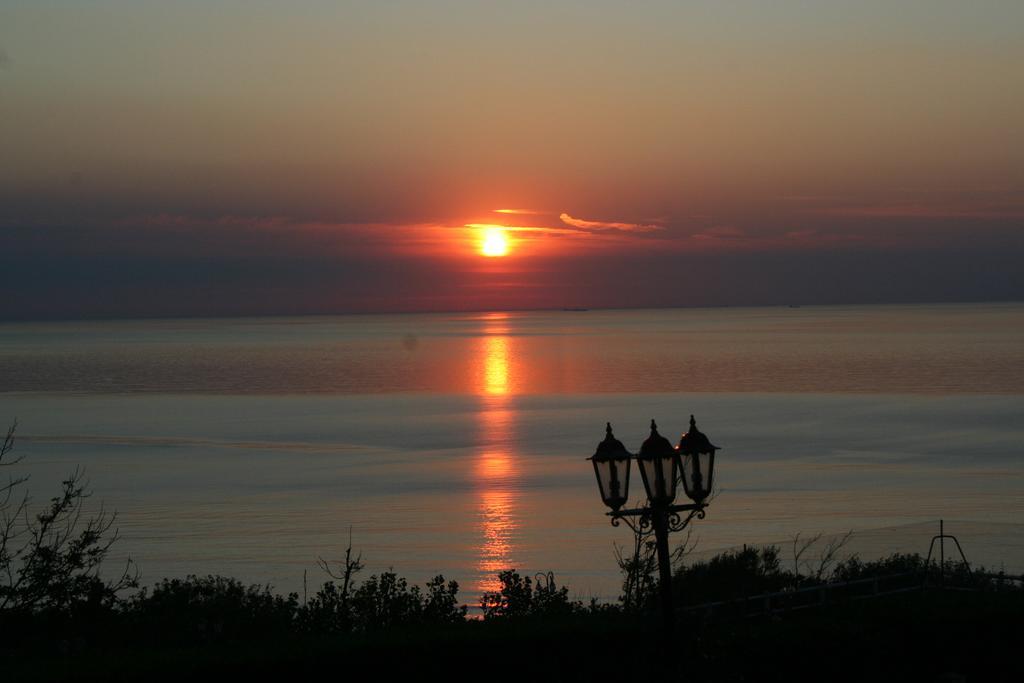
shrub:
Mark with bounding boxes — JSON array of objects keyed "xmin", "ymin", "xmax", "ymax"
[
  {"xmin": 301, "ymin": 579, "xmax": 353, "ymax": 634},
  {"xmin": 422, "ymin": 575, "xmax": 466, "ymax": 625},
  {"xmin": 300, "ymin": 573, "xmax": 465, "ymax": 634},
  {"xmin": 480, "ymin": 570, "xmax": 581, "ymax": 620},
  {"xmin": 831, "ymin": 553, "xmax": 927, "ymax": 582},
  {"xmin": 125, "ymin": 575, "xmax": 299, "ymax": 645},
  {"xmin": 349, "ymin": 571, "xmax": 424, "ymax": 630},
  {"xmin": 673, "ymin": 545, "xmax": 795, "ymax": 604}
]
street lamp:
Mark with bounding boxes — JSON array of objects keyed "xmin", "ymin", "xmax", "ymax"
[{"xmin": 589, "ymin": 415, "xmax": 719, "ymax": 631}]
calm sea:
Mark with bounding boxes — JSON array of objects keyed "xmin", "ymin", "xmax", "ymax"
[{"xmin": 2, "ymin": 303, "xmax": 1023, "ymax": 603}]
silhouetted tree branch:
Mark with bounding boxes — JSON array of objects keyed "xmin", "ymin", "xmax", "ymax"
[
  {"xmin": 814, "ymin": 530, "xmax": 854, "ymax": 581},
  {"xmin": 317, "ymin": 527, "xmax": 363, "ymax": 601},
  {"xmin": 614, "ymin": 524, "xmax": 657, "ymax": 610},
  {"xmin": 791, "ymin": 530, "xmax": 855, "ymax": 585},
  {"xmin": 0, "ymin": 421, "xmax": 136, "ymax": 614}
]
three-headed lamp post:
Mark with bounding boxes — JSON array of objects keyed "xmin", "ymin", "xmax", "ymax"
[{"xmin": 589, "ymin": 415, "xmax": 719, "ymax": 631}]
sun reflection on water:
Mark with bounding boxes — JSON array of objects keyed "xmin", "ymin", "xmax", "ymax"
[
  {"xmin": 476, "ymin": 489, "xmax": 515, "ymax": 588},
  {"xmin": 483, "ymin": 336, "xmax": 510, "ymax": 395},
  {"xmin": 474, "ymin": 313, "xmax": 521, "ymax": 595}
]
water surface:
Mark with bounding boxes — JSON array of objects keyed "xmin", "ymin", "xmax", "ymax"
[{"xmin": 2, "ymin": 303, "xmax": 1022, "ymax": 602}]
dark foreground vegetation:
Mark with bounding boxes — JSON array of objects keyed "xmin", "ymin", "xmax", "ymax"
[
  {"xmin": 3, "ymin": 425, "xmax": 1023, "ymax": 681},
  {"xmin": 5, "ymin": 567, "xmax": 1023, "ymax": 682}
]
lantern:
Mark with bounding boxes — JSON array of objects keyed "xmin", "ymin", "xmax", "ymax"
[
  {"xmin": 637, "ymin": 419, "xmax": 678, "ymax": 505},
  {"xmin": 589, "ymin": 422, "xmax": 632, "ymax": 512},
  {"xmin": 677, "ymin": 414, "xmax": 719, "ymax": 503}
]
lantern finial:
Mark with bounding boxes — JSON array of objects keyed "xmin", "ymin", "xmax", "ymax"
[
  {"xmin": 650, "ymin": 419, "xmax": 658, "ymax": 432},
  {"xmin": 689, "ymin": 414, "xmax": 696, "ymax": 430},
  {"xmin": 606, "ymin": 422, "xmax": 613, "ymax": 436}
]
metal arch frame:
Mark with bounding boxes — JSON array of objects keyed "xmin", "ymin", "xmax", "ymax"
[{"xmin": 923, "ymin": 519, "xmax": 972, "ymax": 588}]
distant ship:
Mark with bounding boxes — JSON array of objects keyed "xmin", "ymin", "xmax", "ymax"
[{"xmin": 562, "ymin": 307, "xmax": 590, "ymax": 312}]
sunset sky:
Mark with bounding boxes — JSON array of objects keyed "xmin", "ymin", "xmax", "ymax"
[{"xmin": 2, "ymin": 1, "xmax": 1022, "ymax": 318}]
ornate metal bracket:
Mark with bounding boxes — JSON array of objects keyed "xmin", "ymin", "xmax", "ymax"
[{"xmin": 608, "ymin": 502, "xmax": 706, "ymax": 536}]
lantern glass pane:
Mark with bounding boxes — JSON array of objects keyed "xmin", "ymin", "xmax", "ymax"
[
  {"xmin": 637, "ymin": 457, "xmax": 649, "ymax": 498},
  {"xmin": 660, "ymin": 454, "xmax": 678, "ymax": 502},
  {"xmin": 700, "ymin": 451, "xmax": 714, "ymax": 495},
  {"xmin": 593, "ymin": 455, "xmax": 630, "ymax": 510},
  {"xmin": 682, "ymin": 450, "xmax": 715, "ymax": 502},
  {"xmin": 638, "ymin": 453, "xmax": 677, "ymax": 505},
  {"xmin": 593, "ymin": 458, "xmax": 607, "ymax": 502},
  {"xmin": 613, "ymin": 458, "xmax": 630, "ymax": 506}
]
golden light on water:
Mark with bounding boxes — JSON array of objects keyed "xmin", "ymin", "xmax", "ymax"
[
  {"xmin": 476, "ymin": 488, "xmax": 516, "ymax": 593},
  {"xmin": 474, "ymin": 313, "xmax": 520, "ymax": 595},
  {"xmin": 483, "ymin": 335, "xmax": 510, "ymax": 395},
  {"xmin": 477, "ymin": 443, "xmax": 515, "ymax": 480},
  {"xmin": 480, "ymin": 312, "xmax": 512, "ymax": 393},
  {"xmin": 474, "ymin": 409, "xmax": 518, "ymax": 594}
]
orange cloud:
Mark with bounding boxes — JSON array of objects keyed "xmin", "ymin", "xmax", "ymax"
[
  {"xmin": 464, "ymin": 223, "xmax": 580, "ymax": 236},
  {"xmin": 559, "ymin": 213, "xmax": 662, "ymax": 232}
]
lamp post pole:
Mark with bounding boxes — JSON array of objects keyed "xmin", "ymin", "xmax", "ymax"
[
  {"xmin": 589, "ymin": 416, "xmax": 720, "ymax": 631},
  {"xmin": 652, "ymin": 504, "xmax": 673, "ymax": 631}
]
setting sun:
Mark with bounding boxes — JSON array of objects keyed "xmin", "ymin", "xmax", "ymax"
[{"xmin": 481, "ymin": 227, "xmax": 509, "ymax": 257}]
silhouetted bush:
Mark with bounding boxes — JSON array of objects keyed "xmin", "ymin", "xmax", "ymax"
[
  {"xmin": 350, "ymin": 571, "xmax": 466, "ymax": 630},
  {"xmin": 833, "ymin": 553, "xmax": 1022, "ymax": 593},
  {"xmin": 673, "ymin": 545, "xmax": 796, "ymax": 604},
  {"xmin": 480, "ymin": 570, "xmax": 582, "ymax": 619},
  {"xmin": 422, "ymin": 575, "xmax": 466, "ymax": 625},
  {"xmin": 348, "ymin": 571, "xmax": 421, "ymax": 630},
  {"xmin": 125, "ymin": 575, "xmax": 299, "ymax": 645},
  {"xmin": 831, "ymin": 552, "xmax": 927, "ymax": 582},
  {"xmin": 300, "ymin": 572, "xmax": 465, "ymax": 634},
  {"xmin": 299, "ymin": 579, "xmax": 352, "ymax": 634}
]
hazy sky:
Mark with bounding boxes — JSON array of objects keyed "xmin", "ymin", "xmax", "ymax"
[{"xmin": 2, "ymin": 1, "xmax": 1022, "ymax": 318}]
